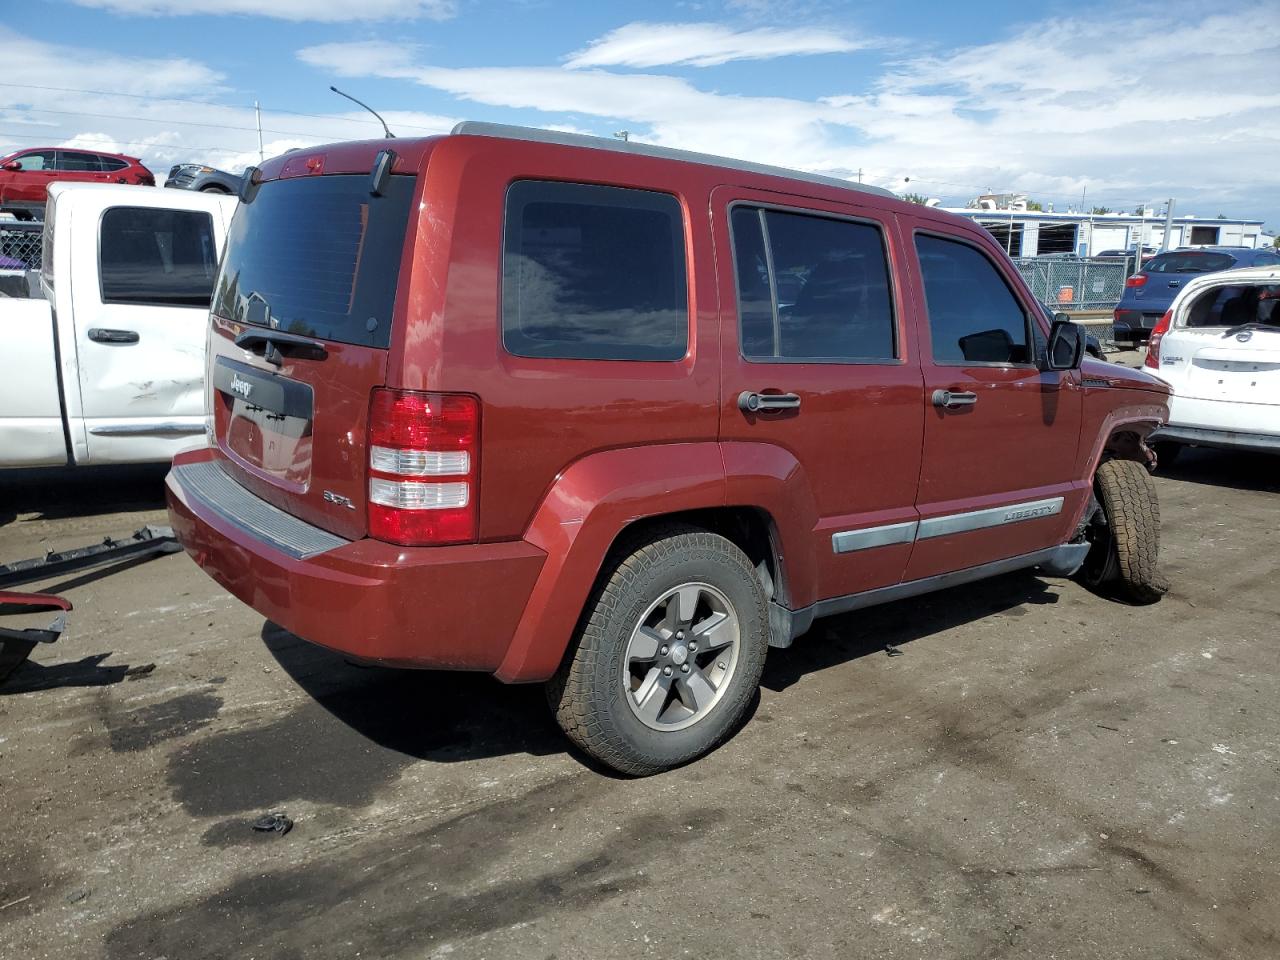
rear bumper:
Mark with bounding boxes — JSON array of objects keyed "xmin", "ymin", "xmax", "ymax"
[
  {"xmin": 1113, "ymin": 309, "xmax": 1165, "ymax": 342},
  {"xmin": 166, "ymin": 451, "xmax": 547, "ymax": 673}
]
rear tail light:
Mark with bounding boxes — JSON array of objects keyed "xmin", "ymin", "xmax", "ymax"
[
  {"xmin": 367, "ymin": 389, "xmax": 479, "ymax": 546},
  {"xmin": 1125, "ymin": 274, "xmax": 1148, "ymax": 288},
  {"xmin": 1144, "ymin": 311, "xmax": 1172, "ymax": 369}
]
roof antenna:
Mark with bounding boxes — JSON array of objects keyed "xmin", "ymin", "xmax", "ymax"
[{"xmin": 329, "ymin": 85, "xmax": 395, "ymax": 138}]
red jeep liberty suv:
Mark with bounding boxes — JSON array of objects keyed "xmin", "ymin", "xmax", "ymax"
[{"xmin": 167, "ymin": 123, "xmax": 1170, "ymax": 774}]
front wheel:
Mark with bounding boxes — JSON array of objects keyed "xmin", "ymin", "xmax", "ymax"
[
  {"xmin": 547, "ymin": 527, "xmax": 769, "ymax": 775},
  {"xmin": 1079, "ymin": 458, "xmax": 1168, "ymax": 604}
]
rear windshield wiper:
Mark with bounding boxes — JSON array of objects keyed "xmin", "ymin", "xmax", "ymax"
[
  {"xmin": 1221, "ymin": 322, "xmax": 1279, "ymax": 338},
  {"xmin": 234, "ymin": 329, "xmax": 329, "ymax": 366}
]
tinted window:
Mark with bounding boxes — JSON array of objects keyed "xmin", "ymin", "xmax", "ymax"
[
  {"xmin": 99, "ymin": 207, "xmax": 217, "ymax": 306},
  {"xmin": 502, "ymin": 180, "xmax": 687, "ymax": 361},
  {"xmin": 1145, "ymin": 252, "xmax": 1235, "ymax": 273},
  {"xmin": 1252, "ymin": 251, "xmax": 1280, "ymax": 266},
  {"xmin": 916, "ymin": 234, "xmax": 1031, "ymax": 364},
  {"xmin": 731, "ymin": 207, "xmax": 895, "ymax": 361},
  {"xmin": 60, "ymin": 152, "xmax": 103, "ymax": 172},
  {"xmin": 212, "ymin": 174, "xmax": 415, "ymax": 348},
  {"xmin": 99, "ymin": 156, "xmax": 128, "ymax": 172},
  {"xmin": 12, "ymin": 151, "xmax": 55, "ymax": 171}
]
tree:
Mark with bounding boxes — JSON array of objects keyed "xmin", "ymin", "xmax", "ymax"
[
  {"xmin": 1090, "ymin": 206, "xmax": 1112, "ymax": 215},
  {"xmin": 1026, "ymin": 199, "xmax": 1044, "ymax": 211},
  {"xmin": 1273, "ymin": 234, "xmax": 1279, "ymax": 250},
  {"xmin": 1132, "ymin": 205, "xmax": 1147, "ymax": 215},
  {"xmin": 900, "ymin": 192, "xmax": 929, "ymax": 205},
  {"xmin": 1216, "ymin": 213, "xmax": 1227, "ymax": 219}
]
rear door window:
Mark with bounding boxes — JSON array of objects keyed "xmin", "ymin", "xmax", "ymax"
[
  {"xmin": 916, "ymin": 234, "xmax": 1031, "ymax": 364},
  {"xmin": 502, "ymin": 180, "xmax": 688, "ymax": 361},
  {"xmin": 212, "ymin": 174, "xmax": 416, "ymax": 348},
  {"xmin": 99, "ymin": 156, "xmax": 128, "ymax": 173},
  {"xmin": 730, "ymin": 206, "xmax": 896, "ymax": 362},
  {"xmin": 99, "ymin": 206, "xmax": 218, "ymax": 306},
  {"xmin": 59, "ymin": 152, "xmax": 104, "ymax": 172}
]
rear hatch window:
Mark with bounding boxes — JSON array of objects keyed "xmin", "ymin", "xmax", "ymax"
[
  {"xmin": 1145, "ymin": 252, "xmax": 1236, "ymax": 274},
  {"xmin": 213, "ymin": 174, "xmax": 415, "ymax": 348},
  {"xmin": 208, "ymin": 172, "xmax": 417, "ymax": 540}
]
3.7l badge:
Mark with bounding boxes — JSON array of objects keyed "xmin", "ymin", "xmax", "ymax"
[{"xmin": 323, "ymin": 490, "xmax": 356, "ymax": 510}]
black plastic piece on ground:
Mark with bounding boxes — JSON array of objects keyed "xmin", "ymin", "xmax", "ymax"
[
  {"xmin": 0, "ymin": 526, "xmax": 179, "ymax": 589},
  {"xmin": 251, "ymin": 812, "xmax": 293, "ymax": 835}
]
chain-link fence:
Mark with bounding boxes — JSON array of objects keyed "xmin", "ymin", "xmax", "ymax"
[
  {"xmin": 1012, "ymin": 258, "xmax": 1129, "ymax": 313},
  {"xmin": 0, "ymin": 221, "xmax": 43, "ymax": 273}
]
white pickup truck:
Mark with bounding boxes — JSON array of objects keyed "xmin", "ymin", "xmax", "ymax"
[{"xmin": 2, "ymin": 182, "xmax": 236, "ymax": 468}]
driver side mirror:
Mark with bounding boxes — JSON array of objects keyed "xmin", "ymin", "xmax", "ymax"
[
  {"xmin": 1, "ymin": 160, "xmax": 21, "ymax": 172},
  {"xmin": 1045, "ymin": 318, "xmax": 1084, "ymax": 371}
]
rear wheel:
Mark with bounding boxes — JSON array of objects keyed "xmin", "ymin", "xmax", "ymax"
[
  {"xmin": 1079, "ymin": 459, "xmax": 1168, "ymax": 604},
  {"xmin": 547, "ymin": 527, "xmax": 769, "ymax": 775},
  {"xmin": 200, "ymin": 185, "xmax": 231, "ymax": 194}
]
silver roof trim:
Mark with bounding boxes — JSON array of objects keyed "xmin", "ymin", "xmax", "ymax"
[{"xmin": 450, "ymin": 121, "xmax": 894, "ymax": 200}]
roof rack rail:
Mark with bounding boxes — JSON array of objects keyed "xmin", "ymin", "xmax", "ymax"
[{"xmin": 450, "ymin": 121, "xmax": 894, "ymax": 200}]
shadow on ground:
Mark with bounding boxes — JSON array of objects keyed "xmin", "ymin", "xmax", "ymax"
[
  {"xmin": 1156, "ymin": 447, "xmax": 1280, "ymax": 493},
  {"xmin": 0, "ymin": 463, "xmax": 169, "ymax": 527}
]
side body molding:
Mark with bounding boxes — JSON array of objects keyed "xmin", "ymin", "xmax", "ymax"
[{"xmin": 496, "ymin": 443, "xmax": 727, "ymax": 682}]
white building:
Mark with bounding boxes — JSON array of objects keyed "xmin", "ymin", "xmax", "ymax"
[{"xmin": 942, "ymin": 208, "xmax": 1269, "ymax": 258}]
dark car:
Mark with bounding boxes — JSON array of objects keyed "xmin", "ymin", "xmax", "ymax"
[
  {"xmin": 166, "ymin": 123, "xmax": 1170, "ymax": 774},
  {"xmin": 164, "ymin": 164, "xmax": 240, "ymax": 194},
  {"xmin": 0, "ymin": 148, "xmax": 154, "ymax": 219},
  {"xmin": 1114, "ymin": 246, "xmax": 1280, "ymax": 342}
]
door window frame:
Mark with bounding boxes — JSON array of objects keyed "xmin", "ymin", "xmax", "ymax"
[
  {"xmin": 911, "ymin": 226, "xmax": 1046, "ymax": 369},
  {"xmin": 726, "ymin": 198, "xmax": 905, "ymax": 366}
]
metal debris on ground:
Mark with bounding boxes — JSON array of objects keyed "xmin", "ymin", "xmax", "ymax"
[
  {"xmin": 251, "ymin": 812, "xmax": 293, "ymax": 835},
  {"xmin": 885, "ymin": 643, "xmax": 904, "ymax": 657}
]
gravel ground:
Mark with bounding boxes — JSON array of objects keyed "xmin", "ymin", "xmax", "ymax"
[{"xmin": 0, "ymin": 443, "xmax": 1276, "ymax": 960}]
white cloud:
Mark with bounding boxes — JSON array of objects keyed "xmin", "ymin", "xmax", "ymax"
[
  {"xmin": 0, "ymin": 29, "xmax": 456, "ymax": 178},
  {"xmin": 296, "ymin": 4, "xmax": 1280, "ymax": 224},
  {"xmin": 69, "ymin": 0, "xmax": 455, "ymax": 22},
  {"xmin": 564, "ymin": 21, "xmax": 866, "ymax": 68}
]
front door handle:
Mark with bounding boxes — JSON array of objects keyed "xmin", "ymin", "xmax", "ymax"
[
  {"xmin": 738, "ymin": 391, "xmax": 802, "ymax": 413},
  {"xmin": 932, "ymin": 389, "xmax": 978, "ymax": 409},
  {"xmin": 87, "ymin": 328, "xmax": 140, "ymax": 344}
]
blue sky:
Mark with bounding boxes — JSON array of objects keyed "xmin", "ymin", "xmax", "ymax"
[{"xmin": 3, "ymin": 0, "xmax": 1278, "ymax": 229}]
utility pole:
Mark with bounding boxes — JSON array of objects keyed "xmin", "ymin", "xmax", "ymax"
[
  {"xmin": 254, "ymin": 101, "xmax": 264, "ymax": 163},
  {"xmin": 1160, "ymin": 198, "xmax": 1176, "ymax": 252},
  {"xmin": 857, "ymin": 167, "xmax": 863, "ymax": 184}
]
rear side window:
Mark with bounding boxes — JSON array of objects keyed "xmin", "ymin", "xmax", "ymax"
[
  {"xmin": 502, "ymin": 180, "xmax": 688, "ymax": 361},
  {"xmin": 99, "ymin": 207, "xmax": 217, "ymax": 307},
  {"xmin": 1145, "ymin": 252, "xmax": 1235, "ymax": 273},
  {"xmin": 213, "ymin": 174, "xmax": 415, "ymax": 348},
  {"xmin": 916, "ymin": 234, "xmax": 1031, "ymax": 364},
  {"xmin": 730, "ymin": 206, "xmax": 896, "ymax": 361},
  {"xmin": 99, "ymin": 157, "xmax": 128, "ymax": 172}
]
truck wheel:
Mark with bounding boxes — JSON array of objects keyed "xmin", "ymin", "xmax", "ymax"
[
  {"xmin": 547, "ymin": 526, "xmax": 769, "ymax": 775},
  {"xmin": 1079, "ymin": 459, "xmax": 1168, "ymax": 604}
]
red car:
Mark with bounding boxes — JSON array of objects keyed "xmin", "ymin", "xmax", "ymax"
[
  {"xmin": 167, "ymin": 124, "xmax": 1171, "ymax": 774},
  {"xmin": 0, "ymin": 148, "xmax": 155, "ymax": 219}
]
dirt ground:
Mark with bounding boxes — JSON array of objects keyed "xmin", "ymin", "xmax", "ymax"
[{"xmin": 1, "ymin": 444, "xmax": 1277, "ymax": 960}]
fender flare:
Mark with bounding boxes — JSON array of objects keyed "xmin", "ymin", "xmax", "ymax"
[
  {"xmin": 1070, "ymin": 399, "xmax": 1166, "ymax": 528},
  {"xmin": 495, "ymin": 443, "xmax": 727, "ymax": 682}
]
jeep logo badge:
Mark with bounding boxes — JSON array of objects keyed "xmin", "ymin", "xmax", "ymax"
[{"xmin": 229, "ymin": 373, "xmax": 252, "ymax": 399}]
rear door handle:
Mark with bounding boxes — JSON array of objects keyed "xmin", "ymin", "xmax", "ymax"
[
  {"xmin": 87, "ymin": 328, "xmax": 140, "ymax": 344},
  {"xmin": 738, "ymin": 391, "xmax": 801, "ymax": 413},
  {"xmin": 932, "ymin": 389, "xmax": 978, "ymax": 409}
]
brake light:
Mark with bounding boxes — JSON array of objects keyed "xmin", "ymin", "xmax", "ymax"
[
  {"xmin": 1126, "ymin": 274, "xmax": 1148, "ymax": 288},
  {"xmin": 367, "ymin": 389, "xmax": 479, "ymax": 546},
  {"xmin": 1144, "ymin": 311, "xmax": 1172, "ymax": 369}
]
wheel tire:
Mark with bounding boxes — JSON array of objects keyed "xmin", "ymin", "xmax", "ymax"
[
  {"xmin": 547, "ymin": 526, "xmax": 769, "ymax": 776},
  {"xmin": 200, "ymin": 185, "xmax": 231, "ymax": 194},
  {"xmin": 1153, "ymin": 441, "xmax": 1182, "ymax": 468},
  {"xmin": 1080, "ymin": 459, "xmax": 1168, "ymax": 604}
]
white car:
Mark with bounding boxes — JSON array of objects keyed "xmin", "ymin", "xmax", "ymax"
[{"xmin": 1144, "ymin": 264, "xmax": 1280, "ymax": 459}]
